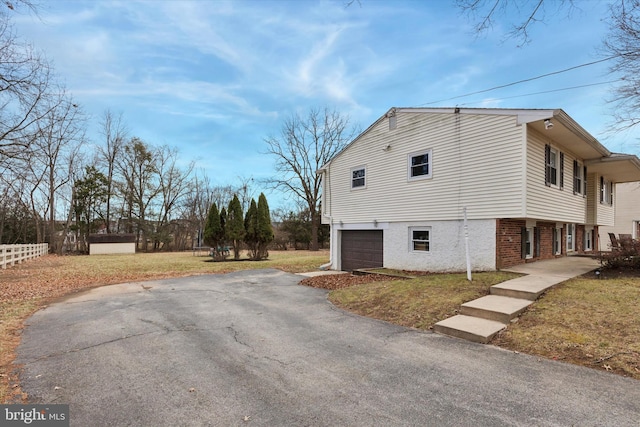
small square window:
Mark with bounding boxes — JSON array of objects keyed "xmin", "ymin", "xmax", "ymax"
[
  {"xmin": 351, "ymin": 167, "xmax": 366, "ymax": 189},
  {"xmin": 410, "ymin": 227, "xmax": 430, "ymax": 252},
  {"xmin": 408, "ymin": 149, "xmax": 432, "ymax": 181}
]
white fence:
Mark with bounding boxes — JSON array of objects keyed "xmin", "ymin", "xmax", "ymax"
[{"xmin": 1, "ymin": 243, "xmax": 49, "ymax": 269}]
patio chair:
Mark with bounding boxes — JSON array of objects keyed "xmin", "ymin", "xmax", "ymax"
[{"xmin": 608, "ymin": 233, "xmax": 620, "ymax": 251}]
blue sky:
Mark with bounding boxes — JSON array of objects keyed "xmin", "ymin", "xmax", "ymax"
[{"xmin": 13, "ymin": 0, "xmax": 639, "ymax": 208}]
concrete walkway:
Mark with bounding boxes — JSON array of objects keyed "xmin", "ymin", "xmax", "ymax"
[{"xmin": 434, "ymin": 256, "xmax": 601, "ymax": 343}]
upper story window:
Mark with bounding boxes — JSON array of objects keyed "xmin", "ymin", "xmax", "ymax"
[
  {"xmin": 600, "ymin": 176, "xmax": 613, "ymax": 205},
  {"xmin": 408, "ymin": 149, "xmax": 432, "ymax": 181},
  {"xmin": 351, "ymin": 166, "xmax": 366, "ymax": 189},
  {"xmin": 545, "ymin": 144, "xmax": 563, "ymax": 188},
  {"xmin": 546, "ymin": 146, "xmax": 558, "ymax": 185},
  {"xmin": 573, "ymin": 161, "xmax": 587, "ymax": 196}
]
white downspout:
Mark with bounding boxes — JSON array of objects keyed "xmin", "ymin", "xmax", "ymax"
[
  {"xmin": 317, "ymin": 165, "xmax": 333, "ymax": 271},
  {"xmin": 464, "ymin": 207, "xmax": 472, "ymax": 281},
  {"xmin": 319, "ymin": 218, "xmax": 333, "ymax": 270}
]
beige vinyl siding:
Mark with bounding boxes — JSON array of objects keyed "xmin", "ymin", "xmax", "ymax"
[
  {"xmin": 597, "ymin": 202, "xmax": 615, "ymax": 226},
  {"xmin": 525, "ymin": 129, "xmax": 587, "ymax": 223},
  {"xmin": 596, "ymin": 176, "xmax": 615, "ymax": 226},
  {"xmin": 325, "ymin": 112, "xmax": 524, "ymax": 223},
  {"xmin": 600, "ymin": 182, "xmax": 640, "ymax": 239},
  {"xmin": 613, "ymin": 182, "xmax": 640, "ymax": 234}
]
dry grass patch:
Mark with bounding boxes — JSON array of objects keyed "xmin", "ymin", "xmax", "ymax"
[
  {"xmin": 493, "ymin": 275, "xmax": 640, "ymax": 380},
  {"xmin": 328, "ymin": 272, "xmax": 520, "ymax": 330},
  {"xmin": 1, "ymin": 250, "xmax": 328, "ymax": 403}
]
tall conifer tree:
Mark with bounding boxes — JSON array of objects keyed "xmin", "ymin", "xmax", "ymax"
[{"xmin": 227, "ymin": 195, "xmax": 245, "ymax": 260}]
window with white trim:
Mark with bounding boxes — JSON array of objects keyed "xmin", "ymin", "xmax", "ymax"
[
  {"xmin": 600, "ymin": 176, "xmax": 613, "ymax": 205},
  {"xmin": 544, "ymin": 145, "xmax": 566, "ymax": 189},
  {"xmin": 584, "ymin": 229, "xmax": 593, "ymax": 251},
  {"xmin": 546, "ymin": 145, "xmax": 559, "ymax": 186},
  {"xmin": 553, "ymin": 227, "xmax": 562, "ymax": 255},
  {"xmin": 525, "ymin": 228, "xmax": 534, "ymax": 259},
  {"xmin": 573, "ymin": 160, "xmax": 586, "ymax": 196},
  {"xmin": 408, "ymin": 149, "xmax": 432, "ymax": 181},
  {"xmin": 410, "ymin": 227, "xmax": 430, "ymax": 252},
  {"xmin": 566, "ymin": 223, "xmax": 575, "ymax": 252},
  {"xmin": 351, "ymin": 166, "xmax": 366, "ymax": 189}
]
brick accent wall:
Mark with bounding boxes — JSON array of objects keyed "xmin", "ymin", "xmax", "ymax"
[
  {"xmin": 573, "ymin": 225, "xmax": 598, "ymax": 254},
  {"xmin": 576, "ymin": 225, "xmax": 585, "ymax": 253},
  {"xmin": 536, "ymin": 221, "xmax": 558, "ymax": 259},
  {"xmin": 496, "ymin": 219, "xmax": 599, "ymax": 269},
  {"xmin": 496, "ymin": 219, "xmax": 593, "ymax": 269},
  {"xmin": 496, "ymin": 219, "xmax": 526, "ymax": 269}
]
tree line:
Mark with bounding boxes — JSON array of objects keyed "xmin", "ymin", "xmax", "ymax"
[
  {"xmin": 0, "ymin": 104, "xmax": 264, "ymax": 253},
  {"xmin": 1, "ymin": 99, "xmax": 337, "ymax": 254}
]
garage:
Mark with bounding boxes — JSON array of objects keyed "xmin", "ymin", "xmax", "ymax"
[{"xmin": 340, "ymin": 230, "xmax": 383, "ymax": 271}]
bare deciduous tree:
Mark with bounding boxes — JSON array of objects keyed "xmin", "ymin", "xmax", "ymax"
[
  {"xmin": 97, "ymin": 109, "xmax": 128, "ymax": 233},
  {"xmin": 117, "ymin": 137, "xmax": 161, "ymax": 251},
  {"xmin": 0, "ymin": 18, "xmax": 55, "ymax": 161},
  {"xmin": 0, "ymin": 166, "xmax": 35, "ymax": 243},
  {"xmin": 455, "ymin": 0, "xmax": 576, "ymax": 46},
  {"xmin": 154, "ymin": 145, "xmax": 194, "ymax": 250},
  {"xmin": 457, "ymin": 0, "xmax": 640, "ymax": 136},
  {"xmin": 29, "ymin": 92, "xmax": 85, "ymax": 251},
  {"xmin": 603, "ymin": 0, "xmax": 640, "ymax": 133},
  {"xmin": 264, "ymin": 107, "xmax": 356, "ymax": 251}
]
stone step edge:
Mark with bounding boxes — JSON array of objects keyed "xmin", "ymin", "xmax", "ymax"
[
  {"xmin": 460, "ymin": 296, "xmax": 533, "ymax": 323},
  {"xmin": 490, "ymin": 286, "xmax": 543, "ymax": 301},
  {"xmin": 433, "ymin": 315, "xmax": 507, "ymax": 344}
]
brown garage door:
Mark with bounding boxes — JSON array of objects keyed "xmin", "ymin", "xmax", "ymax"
[{"xmin": 341, "ymin": 230, "xmax": 383, "ymax": 271}]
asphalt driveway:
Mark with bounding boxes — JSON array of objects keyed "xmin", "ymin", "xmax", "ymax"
[{"xmin": 16, "ymin": 269, "xmax": 640, "ymax": 426}]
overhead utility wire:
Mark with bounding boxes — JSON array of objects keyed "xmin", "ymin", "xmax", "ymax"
[
  {"xmin": 420, "ymin": 55, "xmax": 621, "ymax": 106},
  {"xmin": 457, "ymin": 79, "xmax": 623, "ymax": 106}
]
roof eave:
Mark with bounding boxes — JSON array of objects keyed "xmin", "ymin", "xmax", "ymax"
[
  {"xmin": 553, "ymin": 110, "xmax": 611, "ymax": 158},
  {"xmin": 585, "ymin": 154, "xmax": 640, "ymax": 183}
]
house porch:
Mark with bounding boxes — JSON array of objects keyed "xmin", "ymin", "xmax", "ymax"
[{"xmin": 496, "ymin": 219, "xmax": 598, "ymax": 269}]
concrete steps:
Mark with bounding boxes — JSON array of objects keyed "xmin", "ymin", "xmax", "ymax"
[
  {"xmin": 434, "ymin": 268, "xmax": 569, "ymax": 343},
  {"xmin": 433, "ymin": 315, "xmax": 506, "ymax": 344},
  {"xmin": 460, "ymin": 295, "xmax": 532, "ymax": 323},
  {"xmin": 490, "ymin": 276, "xmax": 560, "ymax": 301},
  {"xmin": 435, "ymin": 257, "xmax": 600, "ymax": 344}
]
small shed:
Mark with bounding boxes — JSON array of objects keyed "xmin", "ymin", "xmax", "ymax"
[{"xmin": 88, "ymin": 234, "xmax": 136, "ymax": 255}]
